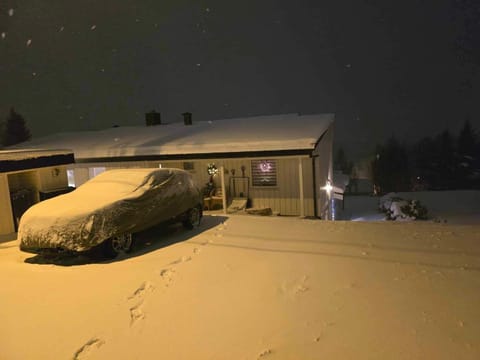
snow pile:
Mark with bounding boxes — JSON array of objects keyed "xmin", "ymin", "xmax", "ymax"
[
  {"xmin": 345, "ymin": 190, "xmax": 480, "ymax": 224},
  {"xmin": 379, "ymin": 193, "xmax": 428, "ymax": 221}
]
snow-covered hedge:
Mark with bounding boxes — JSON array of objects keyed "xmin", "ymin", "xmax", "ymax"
[{"xmin": 379, "ymin": 193, "xmax": 428, "ymax": 221}]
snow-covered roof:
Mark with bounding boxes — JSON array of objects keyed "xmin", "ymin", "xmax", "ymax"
[
  {"xmin": 0, "ymin": 149, "xmax": 73, "ymax": 161},
  {"xmin": 0, "ymin": 149, "xmax": 74, "ymax": 173},
  {"xmin": 12, "ymin": 113, "xmax": 334, "ymax": 160}
]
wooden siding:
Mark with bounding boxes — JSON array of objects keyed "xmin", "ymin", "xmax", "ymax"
[
  {"xmin": 38, "ymin": 166, "xmax": 69, "ymax": 192},
  {"xmin": 73, "ymin": 156, "xmax": 315, "ymax": 216}
]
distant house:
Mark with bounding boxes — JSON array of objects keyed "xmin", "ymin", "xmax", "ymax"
[
  {"xmin": 0, "ymin": 149, "xmax": 74, "ymax": 236},
  {"xmin": 12, "ymin": 113, "xmax": 335, "ymax": 219}
]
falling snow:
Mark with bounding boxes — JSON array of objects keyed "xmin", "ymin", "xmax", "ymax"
[
  {"xmin": 1, "ymin": 32, "xmax": 5, "ymax": 39},
  {"xmin": 90, "ymin": 25, "xmax": 96, "ymax": 30},
  {"xmin": 8, "ymin": 8, "xmax": 14, "ymax": 17},
  {"xmin": 26, "ymin": 39, "xmax": 32, "ymax": 46}
]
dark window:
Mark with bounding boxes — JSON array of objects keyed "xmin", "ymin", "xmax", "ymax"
[
  {"xmin": 251, "ymin": 160, "xmax": 277, "ymax": 186},
  {"xmin": 183, "ymin": 162, "xmax": 194, "ymax": 171}
]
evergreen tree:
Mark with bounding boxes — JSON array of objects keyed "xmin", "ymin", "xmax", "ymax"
[
  {"xmin": 410, "ymin": 136, "xmax": 436, "ymax": 190},
  {"xmin": 456, "ymin": 119, "xmax": 478, "ymax": 187},
  {"xmin": 432, "ymin": 130, "xmax": 456, "ymax": 189},
  {"xmin": 457, "ymin": 119, "xmax": 477, "ymax": 158},
  {"xmin": 2, "ymin": 108, "xmax": 31, "ymax": 146},
  {"xmin": 334, "ymin": 147, "xmax": 352, "ymax": 174},
  {"xmin": 371, "ymin": 136, "xmax": 410, "ymax": 193}
]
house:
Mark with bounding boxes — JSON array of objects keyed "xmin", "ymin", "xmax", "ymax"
[
  {"xmin": 0, "ymin": 149, "xmax": 74, "ymax": 236},
  {"xmin": 12, "ymin": 113, "xmax": 335, "ymax": 218}
]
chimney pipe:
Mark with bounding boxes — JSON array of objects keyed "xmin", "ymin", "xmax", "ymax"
[
  {"xmin": 146, "ymin": 110, "xmax": 161, "ymax": 126},
  {"xmin": 182, "ymin": 112, "xmax": 192, "ymax": 126}
]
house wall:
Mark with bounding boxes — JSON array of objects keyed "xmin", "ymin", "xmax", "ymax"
[
  {"xmin": 0, "ymin": 166, "xmax": 71, "ymax": 236},
  {"xmin": 7, "ymin": 170, "xmax": 41, "ymax": 203},
  {"xmin": 72, "ymin": 156, "xmax": 316, "ymax": 216},
  {"xmin": 313, "ymin": 123, "xmax": 334, "ymax": 219},
  {"xmin": 0, "ymin": 173, "xmax": 14, "ymax": 235},
  {"xmin": 38, "ymin": 166, "xmax": 69, "ymax": 192}
]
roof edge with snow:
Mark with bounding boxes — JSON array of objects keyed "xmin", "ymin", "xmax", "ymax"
[{"xmin": 0, "ymin": 149, "xmax": 75, "ymax": 173}]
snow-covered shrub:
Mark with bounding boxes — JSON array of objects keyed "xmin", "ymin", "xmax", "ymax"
[
  {"xmin": 379, "ymin": 193, "xmax": 428, "ymax": 221},
  {"xmin": 400, "ymin": 199, "xmax": 428, "ymax": 220}
]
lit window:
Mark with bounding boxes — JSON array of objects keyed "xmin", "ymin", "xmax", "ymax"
[
  {"xmin": 67, "ymin": 169, "xmax": 75, "ymax": 187},
  {"xmin": 251, "ymin": 160, "xmax": 277, "ymax": 186}
]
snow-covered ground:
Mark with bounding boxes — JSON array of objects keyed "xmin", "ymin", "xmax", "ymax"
[
  {"xmin": 342, "ymin": 190, "xmax": 480, "ymax": 225},
  {"xmin": 0, "ymin": 192, "xmax": 479, "ymax": 359}
]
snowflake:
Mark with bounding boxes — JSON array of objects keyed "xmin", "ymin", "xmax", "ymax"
[
  {"xmin": 1, "ymin": 32, "xmax": 5, "ymax": 39},
  {"xmin": 8, "ymin": 9, "xmax": 14, "ymax": 17},
  {"xmin": 205, "ymin": 8, "xmax": 210, "ymax": 12},
  {"xmin": 59, "ymin": 26, "xmax": 64, "ymax": 32},
  {"xmin": 26, "ymin": 39, "xmax": 32, "ymax": 46},
  {"xmin": 91, "ymin": 25, "xmax": 97, "ymax": 30},
  {"xmin": 196, "ymin": 63, "xmax": 201, "ymax": 67}
]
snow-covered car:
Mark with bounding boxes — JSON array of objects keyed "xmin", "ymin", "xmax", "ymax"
[{"xmin": 18, "ymin": 168, "xmax": 203, "ymax": 258}]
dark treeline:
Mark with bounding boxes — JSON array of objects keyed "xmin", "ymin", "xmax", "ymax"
[{"xmin": 371, "ymin": 120, "xmax": 480, "ymax": 193}]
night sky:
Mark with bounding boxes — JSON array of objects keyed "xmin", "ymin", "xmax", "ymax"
[{"xmin": 1, "ymin": 0, "xmax": 479, "ymax": 159}]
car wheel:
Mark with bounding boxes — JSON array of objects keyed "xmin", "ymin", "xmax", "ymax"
[
  {"xmin": 182, "ymin": 206, "xmax": 202, "ymax": 230},
  {"xmin": 103, "ymin": 233, "xmax": 134, "ymax": 258}
]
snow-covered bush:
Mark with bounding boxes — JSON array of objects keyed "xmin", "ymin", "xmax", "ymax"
[{"xmin": 379, "ymin": 193, "xmax": 428, "ymax": 221}]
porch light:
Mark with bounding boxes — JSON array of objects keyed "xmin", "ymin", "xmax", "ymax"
[{"xmin": 322, "ymin": 180, "xmax": 333, "ymax": 194}]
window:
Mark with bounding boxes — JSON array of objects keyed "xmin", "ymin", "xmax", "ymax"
[
  {"xmin": 251, "ymin": 160, "xmax": 277, "ymax": 186},
  {"xmin": 67, "ymin": 169, "xmax": 76, "ymax": 187},
  {"xmin": 183, "ymin": 162, "xmax": 194, "ymax": 171}
]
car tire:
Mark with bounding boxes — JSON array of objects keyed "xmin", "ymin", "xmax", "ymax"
[
  {"xmin": 103, "ymin": 233, "xmax": 134, "ymax": 258},
  {"xmin": 182, "ymin": 206, "xmax": 202, "ymax": 230}
]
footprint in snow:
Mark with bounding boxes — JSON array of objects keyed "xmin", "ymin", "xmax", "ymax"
[
  {"xmin": 128, "ymin": 281, "xmax": 154, "ymax": 300},
  {"xmin": 257, "ymin": 348, "xmax": 273, "ymax": 358},
  {"xmin": 160, "ymin": 268, "xmax": 175, "ymax": 286},
  {"xmin": 169, "ymin": 255, "xmax": 192, "ymax": 265},
  {"xmin": 129, "ymin": 301, "xmax": 145, "ymax": 326},
  {"xmin": 73, "ymin": 337, "xmax": 104, "ymax": 360},
  {"xmin": 280, "ymin": 275, "xmax": 309, "ymax": 297}
]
